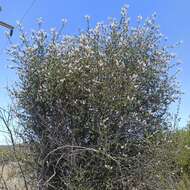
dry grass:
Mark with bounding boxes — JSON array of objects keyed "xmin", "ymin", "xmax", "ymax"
[
  {"xmin": 0, "ymin": 162, "xmax": 26, "ymax": 190},
  {"xmin": 0, "ymin": 145, "xmax": 34, "ymax": 190}
]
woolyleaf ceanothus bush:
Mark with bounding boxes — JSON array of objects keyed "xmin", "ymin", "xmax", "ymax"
[{"xmin": 8, "ymin": 5, "xmax": 180, "ymax": 190}]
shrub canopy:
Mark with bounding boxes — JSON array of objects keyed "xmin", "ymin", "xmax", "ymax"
[{"xmin": 9, "ymin": 6, "xmax": 180, "ymax": 190}]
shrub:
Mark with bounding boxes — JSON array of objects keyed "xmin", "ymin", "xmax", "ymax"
[{"xmin": 8, "ymin": 6, "xmax": 180, "ymax": 190}]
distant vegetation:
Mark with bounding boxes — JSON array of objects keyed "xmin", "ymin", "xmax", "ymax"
[{"xmin": 0, "ymin": 5, "xmax": 189, "ymax": 190}]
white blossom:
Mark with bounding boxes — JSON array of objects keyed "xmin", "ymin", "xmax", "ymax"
[
  {"xmin": 36, "ymin": 17, "xmax": 44, "ymax": 25},
  {"xmin": 121, "ymin": 4, "xmax": 129, "ymax": 17},
  {"xmin": 84, "ymin": 15, "xmax": 91, "ymax": 21},
  {"xmin": 137, "ymin": 15, "xmax": 143, "ymax": 22},
  {"xmin": 61, "ymin": 18, "xmax": 68, "ymax": 26}
]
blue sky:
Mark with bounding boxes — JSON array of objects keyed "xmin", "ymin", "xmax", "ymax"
[{"xmin": 0, "ymin": 0, "xmax": 189, "ymax": 142}]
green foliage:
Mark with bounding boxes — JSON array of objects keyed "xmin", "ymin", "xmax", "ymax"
[
  {"xmin": 175, "ymin": 129, "xmax": 190, "ymax": 174},
  {"xmin": 176, "ymin": 174, "xmax": 190, "ymax": 190},
  {"xmin": 171, "ymin": 126, "xmax": 190, "ymax": 189},
  {"xmin": 160, "ymin": 126, "xmax": 190, "ymax": 189},
  {"xmin": 8, "ymin": 6, "xmax": 180, "ymax": 190}
]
